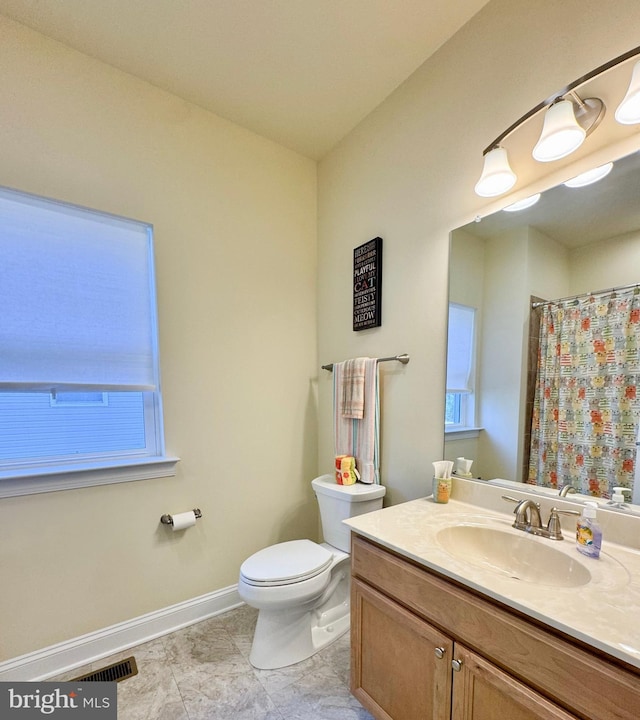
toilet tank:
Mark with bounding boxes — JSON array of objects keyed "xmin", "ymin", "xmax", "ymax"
[{"xmin": 311, "ymin": 474, "xmax": 385, "ymax": 553}]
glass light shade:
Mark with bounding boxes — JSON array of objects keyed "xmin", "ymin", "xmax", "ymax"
[
  {"xmin": 615, "ymin": 60, "xmax": 640, "ymax": 124},
  {"xmin": 564, "ymin": 162, "xmax": 613, "ymax": 188},
  {"xmin": 532, "ymin": 100, "xmax": 586, "ymax": 162},
  {"xmin": 503, "ymin": 193, "xmax": 541, "ymax": 212},
  {"xmin": 474, "ymin": 147, "xmax": 517, "ymax": 197}
]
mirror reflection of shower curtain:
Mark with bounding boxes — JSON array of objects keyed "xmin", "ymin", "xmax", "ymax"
[
  {"xmin": 635, "ymin": 424, "xmax": 640, "ymax": 504},
  {"xmin": 528, "ymin": 287, "xmax": 640, "ymax": 498}
]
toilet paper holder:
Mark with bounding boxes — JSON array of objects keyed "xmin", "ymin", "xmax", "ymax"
[{"xmin": 160, "ymin": 508, "xmax": 202, "ymax": 526}]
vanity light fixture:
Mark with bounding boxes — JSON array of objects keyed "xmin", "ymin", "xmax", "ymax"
[
  {"xmin": 615, "ymin": 59, "xmax": 640, "ymax": 124},
  {"xmin": 475, "ymin": 45, "xmax": 640, "ymax": 197},
  {"xmin": 474, "ymin": 146, "xmax": 517, "ymax": 197},
  {"xmin": 503, "ymin": 193, "xmax": 541, "ymax": 212},
  {"xmin": 564, "ymin": 162, "xmax": 614, "ymax": 188},
  {"xmin": 532, "ymin": 99, "xmax": 584, "ymax": 162}
]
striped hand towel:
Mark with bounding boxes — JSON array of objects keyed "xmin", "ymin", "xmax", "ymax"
[
  {"xmin": 333, "ymin": 357, "xmax": 380, "ymax": 484},
  {"xmin": 341, "ymin": 357, "xmax": 366, "ymax": 419}
]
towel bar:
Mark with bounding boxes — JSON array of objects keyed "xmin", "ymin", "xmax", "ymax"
[{"xmin": 321, "ymin": 353, "xmax": 409, "ymax": 371}]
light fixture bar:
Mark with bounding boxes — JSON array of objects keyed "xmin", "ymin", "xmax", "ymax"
[
  {"xmin": 568, "ymin": 92, "xmax": 606, "ymax": 136},
  {"xmin": 481, "ymin": 44, "xmax": 640, "ymax": 156}
]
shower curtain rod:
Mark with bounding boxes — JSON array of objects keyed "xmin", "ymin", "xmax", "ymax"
[
  {"xmin": 531, "ymin": 282, "xmax": 640, "ymax": 309},
  {"xmin": 321, "ymin": 353, "xmax": 410, "ymax": 371}
]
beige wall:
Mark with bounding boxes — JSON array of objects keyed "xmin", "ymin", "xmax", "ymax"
[
  {"xmin": 527, "ymin": 228, "xmax": 570, "ymax": 303},
  {"xmin": 317, "ymin": 0, "xmax": 640, "ymax": 505},
  {"xmin": 0, "ymin": 17, "xmax": 317, "ymax": 660},
  {"xmin": 444, "ymin": 230, "xmax": 484, "ymax": 470},
  {"xmin": 477, "ymin": 228, "xmax": 528, "ymax": 481},
  {"xmin": 570, "ymin": 229, "xmax": 640, "ymax": 293},
  {"xmin": 446, "ymin": 226, "xmax": 570, "ymax": 482}
]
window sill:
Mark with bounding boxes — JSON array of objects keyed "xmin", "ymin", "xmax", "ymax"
[
  {"xmin": 0, "ymin": 456, "xmax": 180, "ymax": 498},
  {"xmin": 444, "ymin": 427, "xmax": 483, "ymax": 440}
]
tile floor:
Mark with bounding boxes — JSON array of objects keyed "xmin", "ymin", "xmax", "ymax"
[{"xmin": 54, "ymin": 605, "xmax": 374, "ymax": 720}]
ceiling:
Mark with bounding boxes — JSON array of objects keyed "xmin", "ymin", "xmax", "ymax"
[{"xmin": 0, "ymin": 0, "xmax": 490, "ymax": 159}]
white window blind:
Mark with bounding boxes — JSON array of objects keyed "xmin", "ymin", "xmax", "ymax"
[
  {"xmin": 0, "ymin": 185, "xmax": 176, "ymax": 497},
  {"xmin": 0, "ymin": 187, "xmax": 157, "ymax": 392},
  {"xmin": 446, "ymin": 303, "xmax": 475, "ymax": 394}
]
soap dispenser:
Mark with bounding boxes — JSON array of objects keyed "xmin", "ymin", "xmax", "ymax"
[
  {"xmin": 608, "ymin": 487, "xmax": 632, "ymax": 508},
  {"xmin": 576, "ymin": 501, "xmax": 602, "ymax": 558}
]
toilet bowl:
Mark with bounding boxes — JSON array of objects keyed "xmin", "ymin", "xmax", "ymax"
[{"xmin": 238, "ymin": 474, "xmax": 385, "ymax": 669}]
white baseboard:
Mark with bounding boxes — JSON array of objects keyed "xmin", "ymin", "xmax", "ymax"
[{"xmin": 0, "ymin": 585, "xmax": 243, "ymax": 681}]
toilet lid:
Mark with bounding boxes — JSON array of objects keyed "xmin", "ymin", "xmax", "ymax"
[{"xmin": 240, "ymin": 539, "xmax": 333, "ymax": 585}]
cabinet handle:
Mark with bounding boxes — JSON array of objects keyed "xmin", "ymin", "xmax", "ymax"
[
  {"xmin": 451, "ymin": 659, "xmax": 463, "ymax": 672},
  {"xmin": 434, "ymin": 647, "xmax": 446, "ymax": 660}
]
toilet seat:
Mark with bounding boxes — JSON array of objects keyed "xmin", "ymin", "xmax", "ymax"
[{"xmin": 240, "ymin": 539, "xmax": 334, "ymax": 587}]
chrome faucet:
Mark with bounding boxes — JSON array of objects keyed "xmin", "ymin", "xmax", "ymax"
[
  {"xmin": 559, "ymin": 484, "xmax": 577, "ymax": 497},
  {"xmin": 502, "ymin": 496, "xmax": 580, "ymax": 540},
  {"xmin": 512, "ymin": 498, "xmax": 543, "ymax": 532}
]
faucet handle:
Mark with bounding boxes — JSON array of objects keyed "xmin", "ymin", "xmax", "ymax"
[
  {"xmin": 546, "ymin": 507, "xmax": 581, "ymax": 541},
  {"xmin": 501, "ymin": 495, "xmax": 521, "ymax": 504},
  {"xmin": 552, "ymin": 507, "xmax": 581, "ymax": 516}
]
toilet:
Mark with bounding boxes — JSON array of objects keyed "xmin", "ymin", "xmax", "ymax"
[{"xmin": 238, "ymin": 473, "xmax": 385, "ymax": 669}]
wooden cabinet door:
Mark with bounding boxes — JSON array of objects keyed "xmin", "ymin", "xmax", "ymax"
[
  {"xmin": 451, "ymin": 644, "xmax": 580, "ymax": 720},
  {"xmin": 351, "ymin": 578, "xmax": 453, "ymax": 720}
]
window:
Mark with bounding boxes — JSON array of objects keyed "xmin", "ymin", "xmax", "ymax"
[
  {"xmin": 445, "ymin": 303, "xmax": 476, "ymax": 431},
  {"xmin": 0, "ymin": 185, "xmax": 177, "ymax": 497}
]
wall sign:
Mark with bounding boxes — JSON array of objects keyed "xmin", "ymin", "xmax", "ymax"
[{"xmin": 353, "ymin": 237, "xmax": 382, "ymax": 331}]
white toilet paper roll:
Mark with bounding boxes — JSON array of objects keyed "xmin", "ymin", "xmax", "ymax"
[{"xmin": 171, "ymin": 510, "xmax": 197, "ymax": 531}]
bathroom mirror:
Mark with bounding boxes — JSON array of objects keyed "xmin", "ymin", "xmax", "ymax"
[{"xmin": 446, "ymin": 148, "xmax": 640, "ymax": 506}]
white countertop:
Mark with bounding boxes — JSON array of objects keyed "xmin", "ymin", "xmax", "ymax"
[{"xmin": 344, "ymin": 481, "xmax": 640, "ymax": 670}]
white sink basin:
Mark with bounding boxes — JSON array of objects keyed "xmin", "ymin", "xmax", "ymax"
[{"xmin": 436, "ymin": 524, "xmax": 592, "ymax": 587}]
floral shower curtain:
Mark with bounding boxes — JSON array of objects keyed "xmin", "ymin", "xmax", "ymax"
[{"xmin": 528, "ymin": 287, "xmax": 640, "ymax": 497}]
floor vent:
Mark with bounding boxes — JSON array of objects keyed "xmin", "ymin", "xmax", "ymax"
[{"xmin": 72, "ymin": 656, "xmax": 138, "ymax": 683}]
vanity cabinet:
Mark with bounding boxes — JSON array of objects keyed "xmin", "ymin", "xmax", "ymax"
[
  {"xmin": 450, "ymin": 643, "xmax": 577, "ymax": 720},
  {"xmin": 351, "ymin": 578, "xmax": 452, "ymax": 719},
  {"xmin": 351, "ymin": 534, "xmax": 640, "ymax": 720}
]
